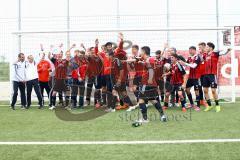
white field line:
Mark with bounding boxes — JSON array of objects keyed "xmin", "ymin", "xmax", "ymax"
[{"xmin": 1, "ymin": 139, "xmax": 240, "ymax": 145}]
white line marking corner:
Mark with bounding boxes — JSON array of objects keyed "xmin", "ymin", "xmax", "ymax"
[{"xmin": 1, "ymin": 139, "xmax": 240, "ymax": 145}]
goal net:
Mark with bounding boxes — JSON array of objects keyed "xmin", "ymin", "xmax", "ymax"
[{"xmin": 11, "ymin": 27, "xmax": 237, "ymax": 103}]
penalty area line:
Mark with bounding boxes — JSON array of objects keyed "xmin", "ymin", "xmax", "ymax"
[{"xmin": 1, "ymin": 139, "xmax": 240, "ymax": 145}]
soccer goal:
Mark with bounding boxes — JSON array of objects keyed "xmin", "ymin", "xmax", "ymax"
[{"xmin": 11, "ymin": 27, "xmax": 237, "ymax": 103}]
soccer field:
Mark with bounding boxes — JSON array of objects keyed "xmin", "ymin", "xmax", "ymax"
[{"xmin": 0, "ymin": 101, "xmax": 240, "ymax": 160}]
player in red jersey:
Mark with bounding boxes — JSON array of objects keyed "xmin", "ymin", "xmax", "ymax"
[
  {"xmin": 134, "ymin": 46, "xmax": 166, "ymax": 123},
  {"xmin": 84, "ymin": 40, "xmax": 104, "ymax": 108},
  {"xmin": 154, "ymin": 50, "xmax": 165, "ymax": 102},
  {"xmin": 198, "ymin": 42, "xmax": 207, "ymax": 106},
  {"xmin": 95, "ymin": 40, "xmax": 112, "ymax": 107},
  {"xmin": 48, "ymin": 44, "xmax": 77, "ymax": 110},
  {"xmin": 202, "ymin": 42, "xmax": 231, "ymax": 112},
  {"xmin": 65, "ymin": 47, "xmax": 74, "ymax": 108},
  {"xmin": 70, "ymin": 49, "xmax": 87, "ymax": 108},
  {"xmin": 105, "ymin": 33, "xmax": 134, "ymax": 112},
  {"xmin": 180, "ymin": 46, "xmax": 201, "ymax": 111},
  {"xmin": 161, "ymin": 46, "xmax": 174, "ymax": 109},
  {"xmin": 77, "ymin": 50, "xmax": 87, "ymax": 108},
  {"xmin": 70, "ymin": 49, "xmax": 80, "ymax": 108},
  {"xmin": 126, "ymin": 44, "xmax": 144, "ymax": 111},
  {"xmin": 163, "ymin": 53, "xmax": 187, "ymax": 112},
  {"xmin": 48, "ymin": 50, "xmax": 69, "ymax": 110}
]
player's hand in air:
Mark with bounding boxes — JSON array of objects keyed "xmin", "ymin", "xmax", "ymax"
[
  {"xmin": 95, "ymin": 38, "xmax": 99, "ymax": 46},
  {"xmin": 118, "ymin": 32, "xmax": 124, "ymax": 41}
]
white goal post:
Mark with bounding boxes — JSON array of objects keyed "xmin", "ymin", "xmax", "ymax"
[{"xmin": 11, "ymin": 27, "xmax": 236, "ymax": 103}]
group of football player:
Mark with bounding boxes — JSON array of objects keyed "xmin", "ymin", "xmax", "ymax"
[{"xmin": 11, "ymin": 32, "xmax": 231, "ymax": 123}]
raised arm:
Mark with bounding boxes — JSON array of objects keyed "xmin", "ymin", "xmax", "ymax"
[
  {"xmin": 94, "ymin": 38, "xmax": 99, "ymax": 55},
  {"xmin": 118, "ymin": 32, "xmax": 124, "ymax": 50},
  {"xmin": 180, "ymin": 55, "xmax": 201, "ymax": 69},
  {"xmin": 67, "ymin": 44, "xmax": 76, "ymax": 53},
  {"xmin": 115, "ymin": 33, "xmax": 124, "ymax": 54},
  {"xmin": 59, "ymin": 43, "xmax": 64, "ymax": 49},
  {"xmin": 80, "ymin": 43, "xmax": 86, "ymax": 52},
  {"xmin": 181, "ymin": 62, "xmax": 198, "ymax": 68},
  {"xmin": 216, "ymin": 48, "xmax": 231, "ymax": 56},
  {"xmin": 48, "ymin": 52, "xmax": 56, "ymax": 64},
  {"xmin": 162, "ymin": 42, "xmax": 169, "ymax": 58},
  {"xmin": 40, "ymin": 44, "xmax": 44, "ymax": 52},
  {"xmin": 49, "ymin": 44, "xmax": 54, "ymax": 53},
  {"xmin": 48, "ymin": 52, "xmax": 52, "ymax": 60},
  {"xmin": 180, "ymin": 60, "xmax": 198, "ymax": 69}
]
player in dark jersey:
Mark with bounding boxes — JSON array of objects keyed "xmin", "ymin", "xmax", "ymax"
[
  {"xmin": 163, "ymin": 53, "xmax": 187, "ymax": 112},
  {"xmin": 126, "ymin": 44, "xmax": 143, "ymax": 112},
  {"xmin": 162, "ymin": 47, "xmax": 174, "ymax": 109},
  {"xmin": 83, "ymin": 40, "xmax": 104, "ymax": 108},
  {"xmin": 48, "ymin": 44, "xmax": 79, "ymax": 110},
  {"xmin": 134, "ymin": 46, "xmax": 166, "ymax": 123},
  {"xmin": 105, "ymin": 33, "xmax": 134, "ymax": 112},
  {"xmin": 48, "ymin": 50, "xmax": 69, "ymax": 110},
  {"xmin": 99, "ymin": 42, "xmax": 113, "ymax": 108},
  {"xmin": 180, "ymin": 46, "xmax": 201, "ymax": 111},
  {"xmin": 197, "ymin": 42, "xmax": 207, "ymax": 107},
  {"xmin": 202, "ymin": 42, "xmax": 231, "ymax": 112},
  {"xmin": 154, "ymin": 50, "xmax": 165, "ymax": 102},
  {"xmin": 70, "ymin": 49, "xmax": 87, "ymax": 108}
]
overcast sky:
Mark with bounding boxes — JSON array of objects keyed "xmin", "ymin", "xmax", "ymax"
[{"xmin": 1, "ymin": 0, "xmax": 240, "ymax": 18}]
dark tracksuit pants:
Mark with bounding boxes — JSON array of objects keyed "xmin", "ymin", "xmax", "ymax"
[
  {"xmin": 86, "ymin": 75, "xmax": 102, "ymax": 104},
  {"xmin": 39, "ymin": 81, "xmax": 51, "ymax": 104},
  {"xmin": 11, "ymin": 81, "xmax": 26, "ymax": 107},
  {"xmin": 48, "ymin": 77, "xmax": 63, "ymax": 106},
  {"xmin": 26, "ymin": 78, "xmax": 43, "ymax": 107},
  {"xmin": 102, "ymin": 75, "xmax": 113, "ymax": 108},
  {"xmin": 71, "ymin": 78, "xmax": 85, "ymax": 107}
]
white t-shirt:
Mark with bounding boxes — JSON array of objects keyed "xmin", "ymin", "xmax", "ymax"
[{"xmin": 25, "ymin": 61, "xmax": 39, "ymax": 81}]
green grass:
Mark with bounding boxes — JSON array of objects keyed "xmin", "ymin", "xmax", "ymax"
[
  {"xmin": 1, "ymin": 143, "xmax": 240, "ymax": 160},
  {"xmin": 0, "ymin": 102, "xmax": 240, "ymax": 159},
  {"xmin": 0, "ymin": 62, "xmax": 9, "ymax": 81}
]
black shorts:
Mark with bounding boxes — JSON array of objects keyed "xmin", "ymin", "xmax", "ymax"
[
  {"xmin": 157, "ymin": 79, "xmax": 164, "ymax": 91},
  {"xmin": 133, "ymin": 76, "xmax": 142, "ymax": 86},
  {"xmin": 139, "ymin": 85, "xmax": 159, "ymax": 101},
  {"xmin": 165, "ymin": 80, "xmax": 173, "ymax": 92},
  {"xmin": 101, "ymin": 75, "xmax": 113, "ymax": 91},
  {"xmin": 113, "ymin": 82, "xmax": 127, "ymax": 92},
  {"xmin": 87, "ymin": 75, "xmax": 102, "ymax": 89},
  {"xmin": 53, "ymin": 79, "xmax": 67, "ymax": 92},
  {"xmin": 95, "ymin": 75, "xmax": 102, "ymax": 89},
  {"xmin": 200, "ymin": 75, "xmax": 204, "ymax": 86},
  {"xmin": 186, "ymin": 79, "xmax": 200, "ymax": 90},
  {"xmin": 170, "ymin": 84, "xmax": 183, "ymax": 93},
  {"xmin": 202, "ymin": 74, "xmax": 217, "ymax": 88},
  {"xmin": 65, "ymin": 78, "xmax": 72, "ymax": 91},
  {"xmin": 101, "ymin": 75, "xmax": 107, "ymax": 87}
]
